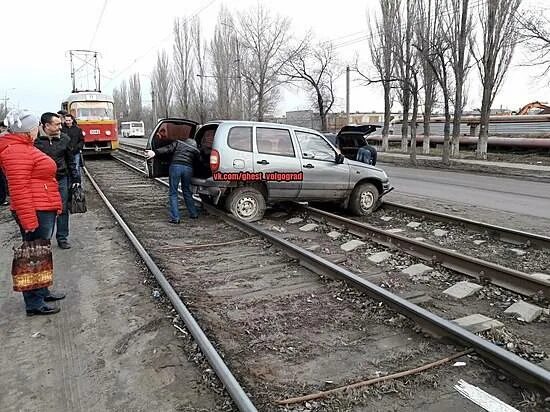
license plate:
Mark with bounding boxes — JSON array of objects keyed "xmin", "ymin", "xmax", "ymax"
[{"xmin": 90, "ymin": 129, "xmax": 100, "ymax": 135}]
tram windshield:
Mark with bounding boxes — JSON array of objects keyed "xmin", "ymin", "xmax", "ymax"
[{"xmin": 70, "ymin": 102, "xmax": 114, "ymax": 121}]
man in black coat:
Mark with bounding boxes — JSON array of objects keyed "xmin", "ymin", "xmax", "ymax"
[
  {"xmin": 35, "ymin": 112, "xmax": 80, "ymax": 249},
  {"xmin": 61, "ymin": 113, "xmax": 84, "ymax": 180}
]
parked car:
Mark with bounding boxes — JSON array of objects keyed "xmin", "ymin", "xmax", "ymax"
[{"xmin": 146, "ymin": 119, "xmax": 392, "ymax": 222}]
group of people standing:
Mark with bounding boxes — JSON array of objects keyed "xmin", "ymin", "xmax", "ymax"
[{"xmin": 0, "ymin": 108, "xmax": 84, "ymax": 316}]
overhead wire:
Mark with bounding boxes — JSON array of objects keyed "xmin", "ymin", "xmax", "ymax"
[
  {"xmin": 104, "ymin": 0, "xmax": 218, "ymax": 88},
  {"xmin": 331, "ymin": 0, "xmax": 487, "ymax": 51},
  {"xmin": 89, "ymin": 0, "xmax": 109, "ymax": 49}
]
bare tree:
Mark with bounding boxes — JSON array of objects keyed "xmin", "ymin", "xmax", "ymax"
[
  {"xmin": 237, "ymin": 4, "xmax": 305, "ymax": 121},
  {"xmin": 0, "ymin": 103, "xmax": 7, "ymax": 121},
  {"xmin": 128, "ymin": 73, "xmax": 143, "ymax": 121},
  {"xmin": 393, "ymin": 0, "xmax": 415, "ymax": 153},
  {"xmin": 444, "ymin": 0, "xmax": 473, "ymax": 156},
  {"xmin": 417, "ymin": 0, "xmax": 453, "ymax": 165},
  {"xmin": 471, "ymin": 0, "xmax": 522, "ymax": 159},
  {"xmin": 362, "ymin": 0, "xmax": 399, "ymax": 152},
  {"xmin": 173, "ymin": 17, "xmax": 193, "ymax": 116},
  {"xmin": 192, "ymin": 18, "xmax": 210, "ymax": 123},
  {"xmin": 417, "ymin": 0, "xmax": 439, "ymax": 155},
  {"xmin": 284, "ymin": 42, "xmax": 340, "ymax": 131},
  {"xmin": 518, "ymin": 9, "xmax": 550, "ymax": 78},
  {"xmin": 152, "ymin": 50, "xmax": 173, "ymax": 118},
  {"xmin": 112, "ymin": 80, "xmax": 129, "ymax": 122},
  {"xmin": 211, "ymin": 8, "xmax": 241, "ymax": 119}
]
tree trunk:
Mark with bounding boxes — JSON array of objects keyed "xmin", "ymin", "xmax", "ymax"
[
  {"xmin": 442, "ymin": 90, "xmax": 451, "ymax": 166},
  {"xmin": 410, "ymin": 89, "xmax": 419, "ymax": 165},
  {"xmin": 382, "ymin": 82, "xmax": 391, "ymax": 152},
  {"xmin": 317, "ymin": 91, "xmax": 327, "ymax": 131},
  {"xmin": 401, "ymin": 90, "xmax": 410, "ymax": 152},
  {"xmin": 423, "ymin": 95, "xmax": 432, "ymax": 155},
  {"xmin": 477, "ymin": 85, "xmax": 491, "ymax": 160}
]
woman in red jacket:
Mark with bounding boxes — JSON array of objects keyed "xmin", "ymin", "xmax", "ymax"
[{"xmin": 0, "ymin": 109, "xmax": 66, "ymax": 316}]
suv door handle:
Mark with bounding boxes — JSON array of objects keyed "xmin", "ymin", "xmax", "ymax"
[
  {"xmin": 256, "ymin": 160, "xmax": 269, "ymax": 165},
  {"xmin": 303, "ymin": 164, "xmax": 314, "ymax": 169}
]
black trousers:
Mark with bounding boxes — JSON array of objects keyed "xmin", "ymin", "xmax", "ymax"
[{"xmin": 0, "ymin": 168, "xmax": 7, "ymax": 203}]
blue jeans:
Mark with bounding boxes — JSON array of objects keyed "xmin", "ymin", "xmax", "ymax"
[
  {"xmin": 168, "ymin": 163, "xmax": 198, "ymax": 220},
  {"xmin": 56, "ymin": 176, "xmax": 69, "ymax": 243},
  {"xmin": 13, "ymin": 211, "xmax": 56, "ymax": 310},
  {"xmin": 356, "ymin": 147, "xmax": 373, "ymax": 164}
]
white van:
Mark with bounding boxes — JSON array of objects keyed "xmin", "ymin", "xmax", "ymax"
[{"xmin": 120, "ymin": 121, "xmax": 145, "ymax": 138}]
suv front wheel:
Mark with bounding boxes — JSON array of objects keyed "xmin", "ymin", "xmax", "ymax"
[
  {"xmin": 225, "ymin": 187, "xmax": 266, "ymax": 222},
  {"xmin": 348, "ymin": 183, "xmax": 379, "ymax": 216}
]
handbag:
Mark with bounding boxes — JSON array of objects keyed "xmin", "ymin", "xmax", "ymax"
[
  {"xmin": 11, "ymin": 239, "xmax": 53, "ymax": 292},
  {"xmin": 69, "ymin": 185, "xmax": 87, "ymax": 214}
]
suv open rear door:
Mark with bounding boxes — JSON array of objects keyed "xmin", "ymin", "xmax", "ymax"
[
  {"xmin": 335, "ymin": 124, "xmax": 380, "ymax": 160},
  {"xmin": 146, "ymin": 118, "xmax": 199, "ymax": 178}
]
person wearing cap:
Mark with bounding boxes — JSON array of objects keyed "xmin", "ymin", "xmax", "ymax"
[
  {"xmin": 35, "ymin": 112, "xmax": 80, "ymax": 249},
  {"xmin": 0, "ymin": 109, "xmax": 66, "ymax": 316}
]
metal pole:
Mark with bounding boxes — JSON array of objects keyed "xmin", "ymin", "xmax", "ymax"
[
  {"xmin": 151, "ymin": 86, "xmax": 157, "ymax": 123},
  {"xmin": 236, "ymin": 39, "xmax": 244, "ymax": 121},
  {"xmin": 346, "ymin": 65, "xmax": 350, "ymax": 125}
]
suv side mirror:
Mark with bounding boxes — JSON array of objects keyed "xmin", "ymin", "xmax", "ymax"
[{"xmin": 336, "ymin": 153, "xmax": 345, "ymax": 164}]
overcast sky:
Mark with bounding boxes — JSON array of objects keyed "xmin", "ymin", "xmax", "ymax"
[{"xmin": 1, "ymin": 0, "xmax": 547, "ymax": 117}]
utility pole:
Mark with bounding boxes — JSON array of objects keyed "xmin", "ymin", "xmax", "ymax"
[
  {"xmin": 151, "ymin": 87, "xmax": 157, "ymax": 123},
  {"xmin": 235, "ymin": 38, "xmax": 245, "ymax": 121},
  {"xmin": 346, "ymin": 65, "xmax": 350, "ymax": 125}
]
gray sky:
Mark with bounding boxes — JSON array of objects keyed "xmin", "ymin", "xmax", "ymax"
[{"xmin": 2, "ymin": 0, "xmax": 548, "ymax": 117}]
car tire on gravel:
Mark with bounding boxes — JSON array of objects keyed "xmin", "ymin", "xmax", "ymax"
[
  {"xmin": 225, "ymin": 187, "xmax": 266, "ymax": 222},
  {"xmin": 348, "ymin": 183, "xmax": 379, "ymax": 216}
]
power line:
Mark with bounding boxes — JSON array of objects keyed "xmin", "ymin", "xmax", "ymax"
[
  {"xmin": 104, "ymin": 0, "xmax": 218, "ymax": 88},
  {"xmin": 89, "ymin": 0, "xmax": 109, "ymax": 49},
  {"xmin": 331, "ymin": 0, "xmax": 487, "ymax": 51}
]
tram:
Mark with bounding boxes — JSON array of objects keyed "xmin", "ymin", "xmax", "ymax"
[{"xmin": 61, "ymin": 91, "xmax": 119, "ymax": 154}]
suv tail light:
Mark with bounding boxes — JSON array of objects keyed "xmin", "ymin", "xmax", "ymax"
[{"xmin": 210, "ymin": 149, "xmax": 220, "ymax": 172}]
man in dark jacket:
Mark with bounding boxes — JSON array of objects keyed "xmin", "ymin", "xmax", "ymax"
[
  {"xmin": 146, "ymin": 137, "xmax": 199, "ymax": 223},
  {"xmin": 61, "ymin": 114, "xmax": 84, "ymax": 180},
  {"xmin": 35, "ymin": 112, "xmax": 80, "ymax": 249}
]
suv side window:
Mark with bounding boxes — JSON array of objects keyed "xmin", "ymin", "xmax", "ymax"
[
  {"xmin": 227, "ymin": 127, "xmax": 252, "ymax": 152},
  {"xmin": 295, "ymin": 131, "xmax": 336, "ymax": 162},
  {"xmin": 256, "ymin": 127, "xmax": 295, "ymax": 157}
]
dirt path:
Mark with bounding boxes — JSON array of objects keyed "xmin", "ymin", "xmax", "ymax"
[{"xmin": 0, "ymin": 189, "xmax": 229, "ymax": 411}]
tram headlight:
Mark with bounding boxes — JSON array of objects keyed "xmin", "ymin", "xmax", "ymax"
[
  {"xmin": 105, "ymin": 130, "xmax": 111, "ymax": 136},
  {"xmin": 82, "ymin": 131, "xmax": 86, "ymax": 136}
]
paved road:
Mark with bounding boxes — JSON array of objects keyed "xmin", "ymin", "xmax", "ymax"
[{"xmin": 381, "ymin": 163, "xmax": 550, "ymax": 219}]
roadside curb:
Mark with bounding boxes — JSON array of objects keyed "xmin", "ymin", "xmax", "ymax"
[{"xmin": 378, "ymin": 154, "xmax": 550, "ymax": 182}]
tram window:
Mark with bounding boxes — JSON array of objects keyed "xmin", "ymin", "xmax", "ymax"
[{"xmin": 74, "ymin": 104, "xmax": 114, "ymax": 120}]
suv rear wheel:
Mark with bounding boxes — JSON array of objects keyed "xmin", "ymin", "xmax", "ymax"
[
  {"xmin": 225, "ymin": 187, "xmax": 266, "ymax": 222},
  {"xmin": 348, "ymin": 183, "xmax": 379, "ymax": 216}
]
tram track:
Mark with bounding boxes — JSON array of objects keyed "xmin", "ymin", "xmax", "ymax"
[
  {"xmin": 84, "ymin": 152, "xmax": 550, "ymax": 410},
  {"xmin": 119, "ymin": 142, "xmax": 550, "ymax": 298}
]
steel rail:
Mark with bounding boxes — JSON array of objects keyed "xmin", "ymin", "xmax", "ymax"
[
  {"xmin": 382, "ymin": 201, "xmax": 550, "ymax": 249},
  {"xmin": 302, "ymin": 205, "xmax": 550, "ymax": 298},
  {"xmin": 115, "ymin": 149, "xmax": 549, "ymax": 296},
  {"xmin": 83, "ymin": 165, "xmax": 258, "ymax": 412},
  {"xmin": 110, "ymin": 154, "xmax": 550, "ymax": 394}
]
